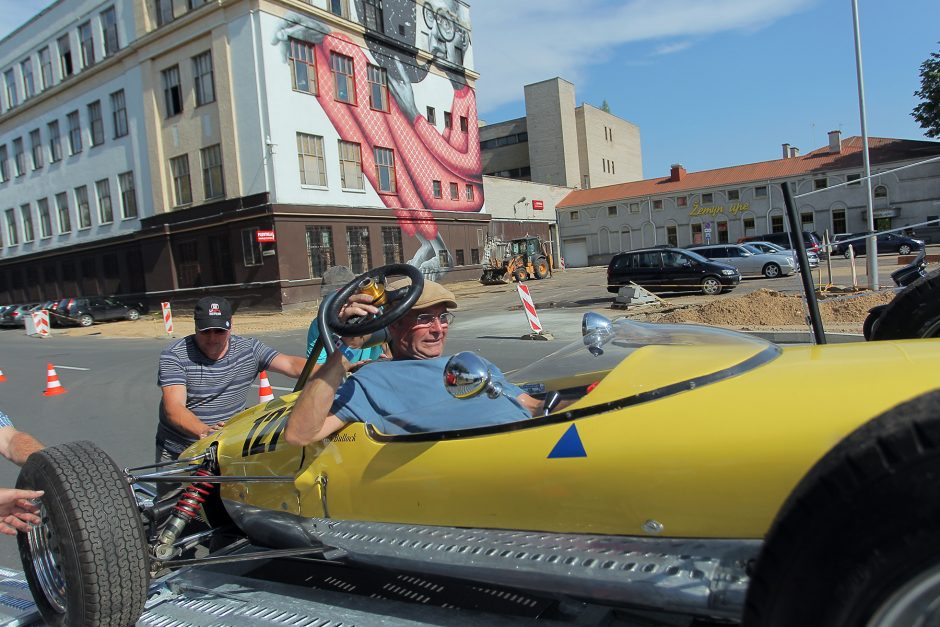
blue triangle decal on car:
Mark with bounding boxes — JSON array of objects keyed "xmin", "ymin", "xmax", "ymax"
[{"xmin": 548, "ymin": 424, "xmax": 587, "ymax": 459}]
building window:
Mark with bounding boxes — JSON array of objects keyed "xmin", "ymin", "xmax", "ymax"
[
  {"xmin": 201, "ymin": 144, "xmax": 225, "ymax": 199},
  {"xmin": 455, "ymin": 249, "xmax": 465, "ymax": 266},
  {"xmin": 444, "ymin": 111, "xmax": 452, "ymax": 129},
  {"xmin": 667, "ymin": 224, "xmax": 678, "ymax": 247},
  {"xmin": 95, "ymin": 179, "xmax": 113, "ymax": 223},
  {"xmin": 755, "ymin": 185, "xmax": 768, "ymax": 198},
  {"xmin": 101, "ymin": 7, "xmax": 119, "ymax": 56},
  {"xmin": 460, "ymin": 116, "xmax": 468, "ymax": 132},
  {"xmin": 57, "ymin": 35, "xmax": 73, "ymax": 78},
  {"xmin": 110, "ymin": 89, "xmax": 128, "ymax": 138},
  {"xmin": 449, "ymin": 182, "xmax": 459, "ymax": 200},
  {"xmin": 608, "ymin": 205, "xmax": 617, "ymax": 217},
  {"xmin": 39, "ymin": 47, "xmax": 53, "ymax": 89},
  {"xmin": 208, "ymin": 235, "xmax": 234, "ymax": 284},
  {"xmin": 192, "ymin": 51, "xmax": 215, "ymax": 106},
  {"xmin": 13, "ymin": 138, "xmax": 25, "ymax": 176},
  {"xmin": 162, "ymin": 65, "xmax": 182, "ymax": 117},
  {"xmin": 382, "ymin": 226, "xmax": 403, "ymax": 264},
  {"xmin": 67, "ymin": 111, "xmax": 82, "ymax": 154},
  {"xmin": 874, "ymin": 185, "xmax": 888, "ymax": 199},
  {"xmin": 176, "ymin": 240, "xmax": 201, "ymax": 287},
  {"xmin": 170, "ymin": 154, "xmax": 192, "ymax": 206},
  {"xmin": 847, "ymin": 173, "xmax": 861, "ymax": 186},
  {"xmin": 337, "ymin": 140, "xmax": 363, "ymax": 190},
  {"xmin": 570, "ymin": 210, "xmax": 579, "ymax": 221},
  {"xmin": 330, "ymin": 52, "xmax": 355, "ymax": 104},
  {"xmin": 75, "ymin": 186, "xmax": 91, "ymax": 229},
  {"xmin": 55, "ymin": 192, "xmax": 71, "ymax": 233},
  {"xmin": 297, "ymin": 133, "xmax": 326, "ymax": 187},
  {"xmin": 289, "ymin": 39, "xmax": 317, "ymax": 94},
  {"xmin": 21, "ymin": 59, "xmax": 35, "ymax": 99},
  {"xmin": 629, "ymin": 202, "xmax": 640, "ymax": 214},
  {"xmin": 37, "ymin": 198, "xmax": 52, "ymax": 238},
  {"xmin": 653, "ymin": 199, "xmax": 663, "ymax": 211},
  {"xmin": 833, "ymin": 209, "xmax": 846, "ymax": 234},
  {"xmin": 118, "ymin": 171, "xmax": 138, "ymax": 219},
  {"xmin": 4, "ymin": 70, "xmax": 17, "ymax": 108},
  {"xmin": 0, "ymin": 145, "xmax": 6, "ymax": 182},
  {"xmin": 4, "ymin": 209, "xmax": 17, "ymax": 245},
  {"xmin": 675, "ymin": 196, "xmax": 687, "ymax": 207},
  {"xmin": 48, "ymin": 121, "xmax": 62, "ymax": 162},
  {"xmin": 20, "ymin": 205, "xmax": 34, "ymax": 242},
  {"xmin": 801, "ymin": 212, "xmax": 814, "ymax": 229},
  {"xmin": 770, "ymin": 215, "xmax": 784, "ymax": 232},
  {"xmin": 78, "ymin": 21, "xmax": 95, "ymax": 68},
  {"xmin": 727, "ymin": 189, "xmax": 739, "ymax": 201},
  {"xmin": 426, "ymin": 106, "xmax": 436, "ymax": 124},
  {"xmin": 469, "ymin": 247, "xmax": 479, "ymax": 264},
  {"xmin": 241, "ymin": 228, "xmax": 263, "ymax": 267},
  {"xmin": 329, "ymin": 0, "xmax": 349, "ymax": 19},
  {"xmin": 465, "ymin": 184, "xmax": 474, "ymax": 201},
  {"xmin": 363, "ymin": 0, "xmax": 384, "ymax": 31},
  {"xmin": 367, "ymin": 64, "xmax": 389, "ymax": 112},
  {"xmin": 346, "ymin": 226, "xmax": 372, "ymax": 274},
  {"xmin": 88, "ymin": 101, "xmax": 104, "ymax": 146},
  {"xmin": 814, "ymin": 177, "xmax": 828, "ymax": 191},
  {"xmin": 306, "ymin": 226, "xmax": 334, "ymax": 278},
  {"xmin": 701, "ymin": 193, "xmax": 713, "ymax": 204},
  {"xmin": 373, "ymin": 147, "xmax": 396, "ymax": 193},
  {"xmin": 744, "ymin": 217, "xmax": 755, "ymax": 231},
  {"xmin": 155, "ymin": 0, "xmax": 174, "ymax": 26},
  {"xmin": 29, "ymin": 129, "xmax": 43, "ymax": 170},
  {"xmin": 432, "ymin": 180, "xmax": 442, "ymax": 198}
]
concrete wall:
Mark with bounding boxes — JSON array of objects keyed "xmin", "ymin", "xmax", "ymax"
[
  {"xmin": 524, "ymin": 77, "xmax": 580, "ymax": 187},
  {"xmin": 576, "ymin": 104, "xmax": 642, "ymax": 188}
]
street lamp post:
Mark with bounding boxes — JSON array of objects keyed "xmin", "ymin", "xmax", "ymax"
[{"xmin": 851, "ymin": 0, "xmax": 878, "ymax": 290}]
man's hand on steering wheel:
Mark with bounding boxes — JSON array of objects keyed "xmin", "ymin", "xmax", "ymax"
[
  {"xmin": 325, "ymin": 264, "xmax": 425, "ymax": 337},
  {"xmin": 337, "ymin": 292, "xmax": 381, "ymax": 324}
]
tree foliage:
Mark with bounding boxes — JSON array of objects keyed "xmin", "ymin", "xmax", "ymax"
[
  {"xmin": 600, "ymin": 99, "xmax": 611, "ymax": 113},
  {"xmin": 913, "ymin": 43, "xmax": 940, "ymax": 138}
]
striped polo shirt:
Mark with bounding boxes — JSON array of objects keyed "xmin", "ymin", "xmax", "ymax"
[
  {"xmin": 157, "ymin": 334, "xmax": 278, "ymax": 454},
  {"xmin": 0, "ymin": 410, "xmax": 12, "ymax": 429}
]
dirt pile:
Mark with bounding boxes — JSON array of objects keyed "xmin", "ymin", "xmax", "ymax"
[{"xmin": 653, "ymin": 288, "xmax": 895, "ymax": 327}]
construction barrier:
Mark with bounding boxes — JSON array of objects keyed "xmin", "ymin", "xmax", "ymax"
[
  {"xmin": 258, "ymin": 371, "xmax": 274, "ymax": 403},
  {"xmin": 516, "ymin": 283, "xmax": 543, "ymax": 333},
  {"xmin": 43, "ymin": 363, "xmax": 68, "ymax": 397},
  {"xmin": 0, "ymin": 369, "xmax": 6, "ymax": 382},
  {"xmin": 161, "ymin": 302, "xmax": 174, "ymax": 334},
  {"xmin": 25, "ymin": 309, "xmax": 50, "ymax": 337}
]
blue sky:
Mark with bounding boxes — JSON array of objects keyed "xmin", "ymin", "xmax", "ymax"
[{"xmin": 3, "ymin": 0, "xmax": 938, "ymax": 180}]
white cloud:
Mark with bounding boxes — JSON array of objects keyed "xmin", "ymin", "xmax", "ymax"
[
  {"xmin": 653, "ymin": 41, "xmax": 693, "ymax": 56},
  {"xmin": 469, "ymin": 0, "xmax": 817, "ymax": 114}
]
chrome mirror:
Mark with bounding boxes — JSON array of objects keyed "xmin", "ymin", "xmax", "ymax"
[
  {"xmin": 444, "ymin": 352, "xmax": 503, "ymax": 400},
  {"xmin": 582, "ymin": 312, "xmax": 613, "ymax": 357}
]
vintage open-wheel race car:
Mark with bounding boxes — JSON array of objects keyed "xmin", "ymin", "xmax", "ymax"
[{"xmin": 13, "ymin": 262, "xmax": 940, "ymax": 626}]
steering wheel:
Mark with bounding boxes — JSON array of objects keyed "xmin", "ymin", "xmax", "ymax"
[{"xmin": 325, "ymin": 263, "xmax": 425, "ymax": 336}]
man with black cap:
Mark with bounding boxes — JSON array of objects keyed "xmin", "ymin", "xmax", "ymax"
[
  {"xmin": 155, "ymin": 296, "xmax": 307, "ymax": 463},
  {"xmin": 284, "ymin": 278, "xmax": 542, "ymax": 446}
]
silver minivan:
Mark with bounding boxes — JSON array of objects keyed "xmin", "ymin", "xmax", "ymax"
[{"xmin": 688, "ymin": 244, "xmax": 796, "ymax": 278}]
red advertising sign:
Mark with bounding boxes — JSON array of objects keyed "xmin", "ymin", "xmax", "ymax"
[
  {"xmin": 256, "ymin": 229, "xmax": 276, "ymax": 243},
  {"xmin": 532, "ymin": 200, "xmax": 544, "ymax": 211}
]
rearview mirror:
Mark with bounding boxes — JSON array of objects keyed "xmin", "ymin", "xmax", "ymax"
[{"xmin": 444, "ymin": 352, "xmax": 503, "ymax": 400}]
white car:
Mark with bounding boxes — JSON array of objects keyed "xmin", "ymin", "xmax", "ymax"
[
  {"xmin": 688, "ymin": 244, "xmax": 796, "ymax": 278},
  {"xmin": 743, "ymin": 240, "xmax": 819, "ymax": 268}
]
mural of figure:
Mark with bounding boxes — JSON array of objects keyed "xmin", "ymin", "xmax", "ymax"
[
  {"xmin": 420, "ymin": 0, "xmax": 471, "ymax": 65},
  {"xmin": 273, "ymin": 2, "xmax": 482, "ymax": 279}
]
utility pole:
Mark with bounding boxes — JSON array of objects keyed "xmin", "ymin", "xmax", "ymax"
[{"xmin": 851, "ymin": 0, "xmax": 878, "ymax": 290}]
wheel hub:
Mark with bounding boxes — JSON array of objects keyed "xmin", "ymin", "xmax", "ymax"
[{"xmin": 28, "ymin": 502, "xmax": 67, "ymax": 613}]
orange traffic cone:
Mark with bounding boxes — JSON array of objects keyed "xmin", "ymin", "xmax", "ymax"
[
  {"xmin": 43, "ymin": 363, "xmax": 68, "ymax": 396},
  {"xmin": 258, "ymin": 371, "xmax": 274, "ymax": 403},
  {"xmin": 0, "ymin": 369, "xmax": 6, "ymax": 382}
]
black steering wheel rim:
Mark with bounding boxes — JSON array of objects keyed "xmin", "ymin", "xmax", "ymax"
[{"xmin": 325, "ymin": 263, "xmax": 425, "ymax": 336}]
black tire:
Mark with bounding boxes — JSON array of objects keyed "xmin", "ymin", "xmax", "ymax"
[
  {"xmin": 126, "ymin": 309, "xmax": 140, "ymax": 321},
  {"xmin": 701, "ymin": 276, "xmax": 722, "ymax": 295},
  {"xmin": 762, "ymin": 263, "xmax": 781, "ymax": 279},
  {"xmin": 17, "ymin": 441, "xmax": 149, "ymax": 626},
  {"xmin": 513, "ymin": 268, "xmax": 528, "ymax": 282},
  {"xmin": 78, "ymin": 314, "xmax": 93, "ymax": 327},
  {"xmin": 869, "ymin": 267, "xmax": 940, "ymax": 340},
  {"xmin": 863, "ymin": 305, "xmax": 887, "ymax": 341},
  {"xmin": 533, "ymin": 257, "xmax": 549, "ymax": 279},
  {"xmin": 843, "ymin": 249, "xmax": 852, "ymax": 259},
  {"xmin": 899, "ymin": 244, "xmax": 912, "ymax": 255},
  {"xmin": 743, "ymin": 389, "xmax": 940, "ymax": 627}
]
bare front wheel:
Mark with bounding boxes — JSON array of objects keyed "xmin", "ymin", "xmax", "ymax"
[{"xmin": 701, "ymin": 277, "xmax": 722, "ymax": 295}]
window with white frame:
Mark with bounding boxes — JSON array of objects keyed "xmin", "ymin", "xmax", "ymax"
[
  {"xmin": 465, "ymin": 184, "xmax": 474, "ymax": 201},
  {"xmin": 289, "ymin": 39, "xmax": 317, "ymax": 94},
  {"xmin": 29, "ymin": 129, "xmax": 42, "ymax": 169},
  {"xmin": 570, "ymin": 210, "xmax": 579, "ymax": 221},
  {"xmin": 0, "ymin": 145, "xmax": 7, "ymax": 182},
  {"xmin": 832, "ymin": 208, "xmax": 846, "ymax": 234},
  {"xmin": 192, "ymin": 51, "xmax": 215, "ymax": 106},
  {"xmin": 382, "ymin": 226, "xmax": 403, "ymax": 264},
  {"xmin": 363, "ymin": 0, "xmax": 383, "ymax": 32},
  {"xmin": 874, "ymin": 185, "xmax": 887, "ymax": 199},
  {"xmin": 608, "ymin": 205, "xmax": 617, "ymax": 217},
  {"xmin": 55, "ymin": 192, "xmax": 71, "ymax": 233},
  {"xmin": 629, "ymin": 202, "xmax": 640, "ymax": 214},
  {"xmin": 676, "ymin": 196, "xmax": 687, "ymax": 207},
  {"xmin": 338, "ymin": 140, "xmax": 363, "ymax": 189},
  {"xmin": 426, "ymin": 106, "xmax": 436, "ymax": 124},
  {"xmin": 57, "ymin": 35, "xmax": 73, "ymax": 78},
  {"xmin": 95, "ymin": 179, "xmax": 113, "ymax": 223},
  {"xmin": 4, "ymin": 209, "xmax": 17, "ymax": 245},
  {"xmin": 701, "ymin": 192, "xmax": 713, "ymax": 204},
  {"xmin": 200, "ymin": 144, "xmax": 224, "ymax": 199},
  {"xmin": 727, "ymin": 189, "xmax": 739, "ymax": 201},
  {"xmin": 847, "ymin": 173, "xmax": 861, "ymax": 186},
  {"xmin": 48, "ymin": 121, "xmax": 62, "ymax": 162},
  {"xmin": 21, "ymin": 58, "xmax": 35, "ymax": 99},
  {"xmin": 4, "ymin": 70, "xmax": 17, "ymax": 108},
  {"xmin": 37, "ymin": 198, "xmax": 52, "ymax": 238},
  {"xmin": 770, "ymin": 214, "xmax": 784, "ymax": 232},
  {"xmin": 20, "ymin": 204, "xmax": 34, "ymax": 242},
  {"xmin": 297, "ymin": 133, "xmax": 326, "ymax": 186},
  {"xmin": 110, "ymin": 90, "xmax": 127, "ymax": 138},
  {"xmin": 100, "ymin": 7, "xmax": 118, "ymax": 56},
  {"xmin": 170, "ymin": 154, "xmax": 192, "ymax": 206},
  {"xmin": 374, "ymin": 147, "xmax": 395, "ymax": 193},
  {"xmin": 39, "ymin": 47, "xmax": 53, "ymax": 89},
  {"xmin": 814, "ymin": 177, "xmax": 828, "ymax": 191},
  {"xmin": 755, "ymin": 186, "xmax": 768, "ymax": 198},
  {"xmin": 67, "ymin": 111, "xmax": 82, "ymax": 154},
  {"xmin": 162, "ymin": 65, "xmax": 182, "ymax": 117},
  {"xmin": 449, "ymin": 182, "xmax": 459, "ymax": 200},
  {"xmin": 78, "ymin": 21, "xmax": 95, "ymax": 68},
  {"xmin": 432, "ymin": 180, "xmax": 442, "ymax": 198},
  {"xmin": 305, "ymin": 226, "xmax": 333, "ymax": 277},
  {"xmin": 118, "ymin": 171, "xmax": 137, "ymax": 218},
  {"xmin": 367, "ymin": 64, "xmax": 388, "ymax": 112},
  {"xmin": 155, "ymin": 0, "xmax": 174, "ymax": 26},
  {"xmin": 653, "ymin": 199, "xmax": 663, "ymax": 211},
  {"xmin": 75, "ymin": 186, "xmax": 91, "ymax": 229},
  {"xmin": 666, "ymin": 224, "xmax": 678, "ymax": 247},
  {"xmin": 13, "ymin": 138, "xmax": 25, "ymax": 176},
  {"xmin": 331, "ymin": 52, "xmax": 355, "ymax": 104},
  {"xmin": 88, "ymin": 100, "xmax": 104, "ymax": 146},
  {"xmin": 241, "ymin": 228, "xmax": 263, "ymax": 266},
  {"xmin": 346, "ymin": 226, "xmax": 372, "ymax": 274},
  {"xmin": 329, "ymin": 0, "xmax": 349, "ymax": 19}
]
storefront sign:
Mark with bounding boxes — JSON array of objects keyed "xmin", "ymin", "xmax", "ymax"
[
  {"xmin": 532, "ymin": 200, "xmax": 544, "ymax": 210},
  {"xmin": 689, "ymin": 202, "xmax": 750, "ymax": 217},
  {"xmin": 256, "ymin": 229, "xmax": 276, "ymax": 243}
]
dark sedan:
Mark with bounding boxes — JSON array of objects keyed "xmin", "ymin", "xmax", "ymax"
[{"xmin": 833, "ymin": 232, "xmax": 924, "ymax": 258}]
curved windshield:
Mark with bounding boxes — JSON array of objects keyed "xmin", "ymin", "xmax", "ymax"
[{"xmin": 682, "ymin": 249, "xmax": 711, "ymax": 263}]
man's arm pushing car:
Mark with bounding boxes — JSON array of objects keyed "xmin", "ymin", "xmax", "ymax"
[{"xmin": 0, "ymin": 425, "xmax": 44, "ymax": 466}]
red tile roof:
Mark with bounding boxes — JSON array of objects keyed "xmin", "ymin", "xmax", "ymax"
[{"xmin": 557, "ymin": 136, "xmax": 940, "ymax": 208}]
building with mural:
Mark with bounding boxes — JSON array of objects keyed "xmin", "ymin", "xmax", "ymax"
[
  {"xmin": 0, "ymin": 0, "xmax": 489, "ymax": 309},
  {"xmin": 555, "ymin": 132, "xmax": 940, "ymax": 268}
]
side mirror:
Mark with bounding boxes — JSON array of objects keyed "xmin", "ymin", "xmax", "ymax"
[
  {"xmin": 444, "ymin": 352, "xmax": 503, "ymax": 400},
  {"xmin": 582, "ymin": 312, "xmax": 613, "ymax": 357}
]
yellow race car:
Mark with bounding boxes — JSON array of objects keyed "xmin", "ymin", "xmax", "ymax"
[{"xmin": 15, "ymin": 264, "xmax": 940, "ymax": 627}]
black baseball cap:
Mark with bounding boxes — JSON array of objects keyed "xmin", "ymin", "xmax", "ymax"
[{"xmin": 193, "ymin": 297, "xmax": 232, "ymax": 332}]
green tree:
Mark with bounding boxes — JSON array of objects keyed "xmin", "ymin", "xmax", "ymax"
[
  {"xmin": 600, "ymin": 99, "xmax": 611, "ymax": 113},
  {"xmin": 913, "ymin": 43, "xmax": 940, "ymax": 138}
]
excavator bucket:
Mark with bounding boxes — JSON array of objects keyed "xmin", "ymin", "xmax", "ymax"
[{"xmin": 480, "ymin": 267, "xmax": 508, "ymax": 285}]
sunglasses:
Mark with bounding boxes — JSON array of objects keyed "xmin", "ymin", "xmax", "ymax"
[{"xmin": 413, "ymin": 312, "xmax": 455, "ymax": 327}]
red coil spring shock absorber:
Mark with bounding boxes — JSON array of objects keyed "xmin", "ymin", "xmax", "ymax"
[{"xmin": 154, "ymin": 468, "xmax": 217, "ymax": 560}]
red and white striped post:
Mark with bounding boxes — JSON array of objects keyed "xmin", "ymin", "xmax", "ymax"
[
  {"xmin": 32, "ymin": 310, "xmax": 50, "ymax": 337},
  {"xmin": 516, "ymin": 283, "xmax": 553, "ymax": 340},
  {"xmin": 161, "ymin": 302, "xmax": 174, "ymax": 334}
]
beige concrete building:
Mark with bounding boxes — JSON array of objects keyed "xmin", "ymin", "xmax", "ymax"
[{"xmin": 480, "ymin": 77, "xmax": 642, "ymax": 189}]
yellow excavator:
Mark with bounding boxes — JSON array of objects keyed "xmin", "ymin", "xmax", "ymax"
[{"xmin": 480, "ymin": 236, "xmax": 553, "ymax": 285}]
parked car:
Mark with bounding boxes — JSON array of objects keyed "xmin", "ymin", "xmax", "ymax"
[
  {"xmin": 688, "ymin": 244, "xmax": 796, "ymax": 279},
  {"xmin": 739, "ymin": 231, "xmax": 823, "ymax": 257},
  {"xmin": 832, "ymin": 231, "xmax": 925, "ymax": 258},
  {"xmin": 743, "ymin": 241, "xmax": 819, "ymax": 268},
  {"xmin": 0, "ymin": 303, "xmax": 40, "ymax": 327},
  {"xmin": 59, "ymin": 296, "xmax": 142, "ymax": 327},
  {"xmin": 607, "ymin": 247, "xmax": 740, "ymax": 295}
]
